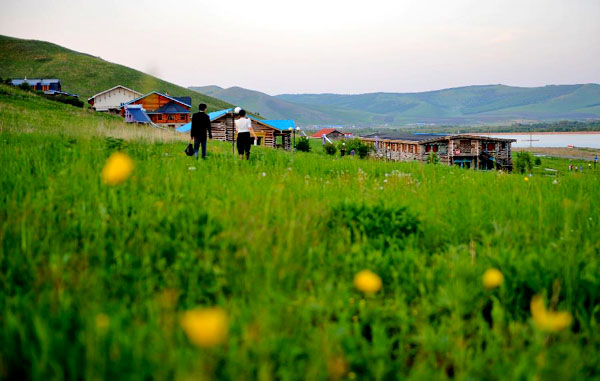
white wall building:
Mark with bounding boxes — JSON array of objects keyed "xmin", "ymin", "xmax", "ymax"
[{"xmin": 87, "ymin": 85, "xmax": 143, "ymax": 112}]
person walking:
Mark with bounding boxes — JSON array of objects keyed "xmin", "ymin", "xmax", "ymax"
[
  {"xmin": 235, "ymin": 109, "xmax": 257, "ymax": 160},
  {"xmin": 190, "ymin": 103, "xmax": 212, "ymax": 159}
]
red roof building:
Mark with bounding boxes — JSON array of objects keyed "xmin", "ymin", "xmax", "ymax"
[{"xmin": 310, "ymin": 128, "xmax": 346, "ymax": 140}]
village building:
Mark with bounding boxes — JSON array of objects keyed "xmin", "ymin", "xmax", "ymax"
[
  {"xmin": 120, "ymin": 91, "xmax": 191, "ymax": 127},
  {"xmin": 311, "ymin": 128, "xmax": 348, "ymax": 141},
  {"xmin": 177, "ymin": 109, "xmax": 294, "ymax": 150},
  {"xmin": 10, "ymin": 78, "xmax": 61, "ymax": 92},
  {"xmin": 88, "ymin": 85, "xmax": 142, "ymax": 112},
  {"xmin": 361, "ymin": 133, "xmax": 516, "ymax": 170}
]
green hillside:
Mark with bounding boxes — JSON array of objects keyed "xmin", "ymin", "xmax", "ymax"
[
  {"xmin": 0, "ymin": 35, "xmax": 233, "ymax": 112},
  {"xmin": 277, "ymin": 84, "xmax": 600, "ymax": 125},
  {"xmin": 190, "ymin": 85, "xmax": 374, "ymax": 126}
]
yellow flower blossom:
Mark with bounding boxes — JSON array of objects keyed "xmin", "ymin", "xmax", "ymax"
[
  {"xmin": 524, "ymin": 177, "xmax": 529, "ymax": 182},
  {"xmin": 530, "ymin": 295, "xmax": 572, "ymax": 332},
  {"xmin": 102, "ymin": 152, "xmax": 134, "ymax": 185},
  {"xmin": 180, "ymin": 307, "xmax": 228, "ymax": 348},
  {"xmin": 354, "ymin": 270, "xmax": 382, "ymax": 295},
  {"xmin": 482, "ymin": 268, "xmax": 504, "ymax": 290}
]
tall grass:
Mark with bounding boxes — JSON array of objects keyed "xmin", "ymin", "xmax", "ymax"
[{"xmin": 1, "ymin": 87, "xmax": 599, "ymax": 379}]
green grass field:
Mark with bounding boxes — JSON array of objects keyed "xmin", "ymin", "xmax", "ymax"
[{"xmin": 1, "ymin": 86, "xmax": 600, "ymax": 380}]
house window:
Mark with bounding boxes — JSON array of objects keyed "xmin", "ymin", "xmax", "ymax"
[
  {"xmin": 426, "ymin": 145, "xmax": 431, "ymax": 152},
  {"xmin": 433, "ymin": 145, "xmax": 438, "ymax": 153},
  {"xmin": 158, "ymin": 115, "xmax": 163, "ymax": 120},
  {"xmin": 181, "ymin": 114, "xmax": 186, "ymax": 120},
  {"xmin": 168, "ymin": 115, "xmax": 174, "ymax": 121},
  {"xmin": 487, "ymin": 143, "xmax": 495, "ymax": 151}
]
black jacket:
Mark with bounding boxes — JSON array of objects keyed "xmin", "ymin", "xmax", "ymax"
[{"xmin": 191, "ymin": 112, "xmax": 212, "ymax": 140}]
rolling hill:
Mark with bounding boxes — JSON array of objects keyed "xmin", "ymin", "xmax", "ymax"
[
  {"xmin": 276, "ymin": 84, "xmax": 600, "ymax": 125},
  {"xmin": 0, "ymin": 35, "xmax": 233, "ymax": 112},
  {"xmin": 189, "ymin": 85, "xmax": 374, "ymax": 126}
]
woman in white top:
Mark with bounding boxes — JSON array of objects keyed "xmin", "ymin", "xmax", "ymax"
[{"xmin": 235, "ymin": 109, "xmax": 257, "ymax": 160}]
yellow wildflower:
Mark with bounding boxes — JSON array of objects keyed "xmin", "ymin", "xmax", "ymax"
[
  {"xmin": 102, "ymin": 152, "xmax": 134, "ymax": 185},
  {"xmin": 180, "ymin": 307, "xmax": 228, "ymax": 348},
  {"xmin": 354, "ymin": 270, "xmax": 382, "ymax": 295},
  {"xmin": 524, "ymin": 177, "xmax": 529, "ymax": 182},
  {"xmin": 482, "ymin": 268, "xmax": 504, "ymax": 290},
  {"xmin": 530, "ymin": 295, "xmax": 572, "ymax": 332}
]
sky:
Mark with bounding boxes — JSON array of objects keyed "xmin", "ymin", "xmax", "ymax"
[{"xmin": 1, "ymin": 0, "xmax": 599, "ymax": 95}]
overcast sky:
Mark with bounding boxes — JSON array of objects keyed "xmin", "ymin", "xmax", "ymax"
[{"xmin": 1, "ymin": 0, "xmax": 599, "ymax": 95}]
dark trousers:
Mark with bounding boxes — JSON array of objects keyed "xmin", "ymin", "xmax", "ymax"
[
  {"xmin": 237, "ymin": 132, "xmax": 252, "ymax": 159},
  {"xmin": 193, "ymin": 138, "xmax": 207, "ymax": 159}
]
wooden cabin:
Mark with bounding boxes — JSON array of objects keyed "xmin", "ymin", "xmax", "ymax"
[
  {"xmin": 311, "ymin": 128, "xmax": 346, "ymax": 141},
  {"xmin": 121, "ymin": 91, "xmax": 191, "ymax": 127},
  {"xmin": 361, "ymin": 133, "xmax": 516, "ymax": 171},
  {"xmin": 176, "ymin": 109, "xmax": 293, "ymax": 150},
  {"xmin": 88, "ymin": 85, "xmax": 142, "ymax": 112}
]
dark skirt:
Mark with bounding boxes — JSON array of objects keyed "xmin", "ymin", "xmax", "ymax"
[{"xmin": 237, "ymin": 132, "xmax": 252, "ymax": 155}]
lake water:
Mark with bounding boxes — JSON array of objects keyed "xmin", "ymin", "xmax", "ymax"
[{"xmin": 474, "ymin": 133, "xmax": 600, "ymax": 149}]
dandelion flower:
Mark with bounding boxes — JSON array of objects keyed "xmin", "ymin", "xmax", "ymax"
[
  {"xmin": 180, "ymin": 307, "xmax": 228, "ymax": 347},
  {"xmin": 530, "ymin": 295, "xmax": 573, "ymax": 332},
  {"xmin": 102, "ymin": 152, "xmax": 134, "ymax": 185},
  {"xmin": 524, "ymin": 177, "xmax": 529, "ymax": 182},
  {"xmin": 482, "ymin": 268, "xmax": 504, "ymax": 290},
  {"xmin": 354, "ymin": 270, "xmax": 382, "ymax": 295}
]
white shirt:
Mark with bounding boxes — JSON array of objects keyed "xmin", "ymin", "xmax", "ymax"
[{"xmin": 235, "ymin": 117, "xmax": 252, "ymax": 133}]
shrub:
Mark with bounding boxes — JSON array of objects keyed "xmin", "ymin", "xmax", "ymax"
[
  {"xmin": 18, "ymin": 82, "xmax": 32, "ymax": 92},
  {"xmin": 295, "ymin": 136, "xmax": 311, "ymax": 152},
  {"xmin": 428, "ymin": 153, "xmax": 440, "ymax": 164},
  {"xmin": 323, "ymin": 142, "xmax": 337, "ymax": 155},
  {"xmin": 515, "ymin": 151, "xmax": 533, "ymax": 174},
  {"xmin": 338, "ymin": 138, "xmax": 371, "ymax": 159},
  {"xmin": 45, "ymin": 94, "xmax": 84, "ymax": 108},
  {"xmin": 534, "ymin": 157, "xmax": 542, "ymax": 166}
]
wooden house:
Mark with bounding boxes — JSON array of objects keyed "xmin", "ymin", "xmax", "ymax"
[
  {"xmin": 88, "ymin": 85, "xmax": 142, "ymax": 112},
  {"xmin": 311, "ymin": 128, "xmax": 346, "ymax": 140},
  {"xmin": 121, "ymin": 91, "xmax": 191, "ymax": 127},
  {"xmin": 361, "ymin": 133, "xmax": 516, "ymax": 170},
  {"xmin": 176, "ymin": 109, "xmax": 293, "ymax": 149}
]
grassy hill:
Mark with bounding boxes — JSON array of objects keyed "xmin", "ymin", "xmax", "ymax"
[
  {"xmin": 277, "ymin": 84, "xmax": 600, "ymax": 125},
  {"xmin": 0, "ymin": 35, "xmax": 233, "ymax": 112}
]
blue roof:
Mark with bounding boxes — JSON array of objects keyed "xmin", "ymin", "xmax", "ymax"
[
  {"xmin": 176, "ymin": 109, "xmax": 297, "ymax": 133},
  {"xmin": 149, "ymin": 101, "xmax": 190, "ymax": 114},
  {"xmin": 262, "ymin": 120, "xmax": 296, "ymax": 131},
  {"xmin": 128, "ymin": 107, "xmax": 151, "ymax": 123}
]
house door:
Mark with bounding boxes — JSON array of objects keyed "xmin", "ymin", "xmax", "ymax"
[{"xmin": 254, "ymin": 132, "xmax": 265, "ymax": 146}]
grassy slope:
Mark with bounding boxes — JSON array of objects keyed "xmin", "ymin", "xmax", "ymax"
[
  {"xmin": 0, "ymin": 35, "xmax": 233, "ymax": 112},
  {"xmin": 190, "ymin": 85, "xmax": 377, "ymax": 125},
  {"xmin": 1, "ymin": 84, "xmax": 600, "ymax": 379},
  {"xmin": 277, "ymin": 84, "xmax": 600, "ymax": 124}
]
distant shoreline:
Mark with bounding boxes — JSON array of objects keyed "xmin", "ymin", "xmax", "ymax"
[{"xmin": 479, "ymin": 131, "xmax": 600, "ymax": 135}]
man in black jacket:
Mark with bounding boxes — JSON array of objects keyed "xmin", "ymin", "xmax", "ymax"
[{"xmin": 190, "ymin": 103, "xmax": 212, "ymax": 159}]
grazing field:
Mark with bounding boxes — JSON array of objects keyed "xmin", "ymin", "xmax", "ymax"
[{"xmin": 1, "ymin": 86, "xmax": 600, "ymax": 380}]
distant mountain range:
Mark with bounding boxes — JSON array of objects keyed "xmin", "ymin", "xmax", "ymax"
[{"xmin": 191, "ymin": 84, "xmax": 600, "ymax": 126}]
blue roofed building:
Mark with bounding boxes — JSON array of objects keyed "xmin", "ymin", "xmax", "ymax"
[{"xmin": 124, "ymin": 105, "xmax": 152, "ymax": 124}]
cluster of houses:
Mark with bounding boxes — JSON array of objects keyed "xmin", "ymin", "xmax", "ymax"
[{"xmin": 9, "ymin": 79, "xmax": 516, "ymax": 170}]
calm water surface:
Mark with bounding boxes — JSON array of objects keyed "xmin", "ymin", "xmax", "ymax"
[{"xmin": 475, "ymin": 133, "xmax": 600, "ymax": 149}]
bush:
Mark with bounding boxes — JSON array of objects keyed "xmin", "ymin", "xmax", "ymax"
[
  {"xmin": 515, "ymin": 151, "xmax": 533, "ymax": 174},
  {"xmin": 18, "ymin": 82, "xmax": 32, "ymax": 92},
  {"xmin": 295, "ymin": 136, "xmax": 311, "ymax": 152},
  {"xmin": 428, "ymin": 152, "xmax": 440, "ymax": 164},
  {"xmin": 44, "ymin": 94, "xmax": 84, "ymax": 108},
  {"xmin": 534, "ymin": 157, "xmax": 542, "ymax": 166},
  {"xmin": 337, "ymin": 138, "xmax": 371, "ymax": 159},
  {"xmin": 323, "ymin": 142, "xmax": 337, "ymax": 155}
]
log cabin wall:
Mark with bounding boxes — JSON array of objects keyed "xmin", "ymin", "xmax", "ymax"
[{"xmin": 210, "ymin": 115, "xmax": 292, "ymax": 150}]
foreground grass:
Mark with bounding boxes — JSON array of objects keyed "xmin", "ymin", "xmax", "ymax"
[{"xmin": 1, "ymin": 89, "xmax": 600, "ymax": 380}]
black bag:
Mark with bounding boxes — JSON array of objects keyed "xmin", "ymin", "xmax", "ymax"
[{"xmin": 185, "ymin": 143, "xmax": 194, "ymax": 156}]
